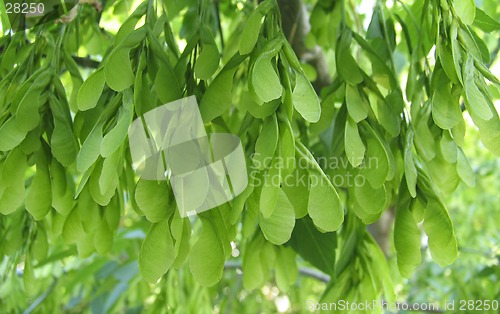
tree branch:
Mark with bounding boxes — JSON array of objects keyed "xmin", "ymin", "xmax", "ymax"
[
  {"xmin": 224, "ymin": 261, "xmax": 331, "ymax": 282},
  {"xmin": 277, "ymin": 0, "xmax": 332, "ymax": 92},
  {"xmin": 72, "ymin": 56, "xmax": 100, "ymax": 68}
]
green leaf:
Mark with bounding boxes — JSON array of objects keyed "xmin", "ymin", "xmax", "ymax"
[
  {"xmin": 253, "ymin": 114, "xmax": 279, "ymax": 170},
  {"xmin": 292, "ymin": 72, "xmax": 321, "ymax": 123},
  {"xmin": 359, "ymin": 130, "xmax": 391, "ymax": 188},
  {"xmin": 259, "ymin": 189, "xmax": 295, "ymax": 245},
  {"xmin": 467, "ymin": 28, "xmax": 490, "ymax": 63},
  {"xmin": 294, "ymin": 141, "xmax": 344, "ymax": 231},
  {"xmin": 106, "ymin": 50, "xmax": 135, "ymax": 92},
  {"xmin": 475, "ymin": 114, "xmax": 500, "ymax": 156},
  {"xmin": 77, "ymin": 123, "xmax": 104, "ymax": 173},
  {"xmin": 1, "ymin": 219, "xmax": 24, "ymax": 255},
  {"xmin": 432, "ymin": 71, "xmax": 462, "ymax": 129},
  {"xmin": 90, "ymin": 161, "xmax": 115, "ymax": 207},
  {"xmin": 452, "ymin": 118, "xmax": 466, "ymax": 147},
  {"xmin": 289, "ymin": 216, "xmax": 336, "ymax": 276},
  {"xmin": 416, "ymin": 169, "xmax": 458, "ymax": 266},
  {"xmin": 76, "ymin": 233, "xmax": 95, "ymax": 258},
  {"xmin": 50, "ymin": 159, "xmax": 73, "ymax": 215},
  {"xmin": 194, "ymin": 27, "xmax": 220, "ymax": 80},
  {"xmin": 423, "ymin": 199, "xmax": 458, "ymax": 266},
  {"xmin": 0, "ymin": 117, "xmax": 27, "ymax": 151},
  {"xmin": 259, "ymin": 240, "xmax": 277, "ymax": 282},
  {"xmin": 427, "ymin": 152, "xmax": 460, "ymax": 196},
  {"xmin": 23, "ymin": 256, "xmax": 37, "ymax": 296},
  {"xmin": 457, "ymin": 28, "xmax": 483, "ymax": 63},
  {"xmin": 0, "ymin": 179, "xmax": 24, "ymax": 215},
  {"xmin": 189, "ymin": 217, "xmax": 226, "ymax": 286},
  {"xmin": 133, "ymin": 53, "xmax": 147, "ymax": 116},
  {"xmin": 171, "ymin": 214, "xmax": 191, "ymax": 269},
  {"xmin": 344, "ymin": 117, "xmax": 365, "ymax": 167},
  {"xmin": 62, "ymin": 206, "xmax": 85, "ymax": 244},
  {"xmin": 259, "ymin": 156, "xmax": 281, "ymax": 218},
  {"xmin": 0, "ymin": 149, "xmax": 26, "ymax": 215},
  {"xmin": 414, "ymin": 117, "xmax": 436, "ymax": 161},
  {"xmin": 450, "ymin": 22, "xmax": 464, "ymax": 85},
  {"xmin": 239, "ymin": 12, "xmax": 264, "ymax": 55},
  {"xmin": 242, "ymin": 234, "xmax": 266, "ymax": 290},
  {"xmin": 25, "ymin": 158, "xmax": 52, "ymax": 221},
  {"xmin": 354, "ymin": 181, "xmax": 386, "ymax": 215},
  {"xmin": 101, "ymin": 91, "xmax": 134, "ymax": 157},
  {"xmin": 310, "ymin": 93, "xmax": 335, "ymax": 135},
  {"xmin": 404, "ymin": 135, "xmax": 417, "ymax": 198},
  {"xmin": 139, "ymin": 218, "xmax": 176, "ymax": 283},
  {"xmin": 454, "ymin": 0, "xmax": 476, "ymax": 25},
  {"xmin": 199, "ymin": 67, "xmax": 237, "ymax": 122},
  {"xmin": 249, "ymin": 38, "xmax": 283, "ymax": 104},
  {"xmin": 394, "ymin": 185, "xmax": 421, "ymax": 277},
  {"xmin": 15, "ymin": 71, "xmax": 51, "ymax": 132},
  {"xmin": 278, "ymin": 119, "xmax": 295, "ymax": 178},
  {"xmin": 114, "ymin": 2, "xmax": 148, "ymax": 44},
  {"xmin": 320, "ymin": 266, "xmax": 351, "ymax": 304},
  {"xmin": 135, "ymin": 179, "xmax": 171, "ymax": 223},
  {"xmin": 106, "ymin": 196, "xmax": 121, "ymax": 231},
  {"xmin": 275, "ymin": 247, "xmax": 298, "ymax": 292},
  {"xmin": 282, "ymin": 167, "xmax": 309, "ymax": 219},
  {"xmin": 77, "ymin": 68, "xmax": 105, "ymax": 111},
  {"xmin": 473, "ymin": 8, "xmax": 500, "ymax": 32},
  {"xmin": 456, "ymin": 148, "xmax": 475, "ymax": 187},
  {"xmin": 99, "ymin": 148, "xmax": 122, "ymax": 195},
  {"xmin": 49, "ymin": 95, "xmax": 79, "ymax": 166},
  {"xmin": 307, "ymin": 169, "xmax": 344, "ymax": 232},
  {"xmin": 374, "ymin": 99, "xmax": 400, "ymax": 137},
  {"xmin": 154, "ymin": 61, "xmax": 182, "ymax": 104},
  {"xmin": 345, "ymin": 84, "xmax": 368, "ymax": 122},
  {"xmin": 438, "ymin": 41, "xmax": 460, "ymax": 84},
  {"xmin": 352, "ymin": 32, "xmax": 397, "ymax": 89},
  {"xmin": 105, "ymin": 28, "xmax": 147, "ymax": 92},
  {"xmin": 282, "ymin": 41, "xmax": 302, "ymax": 72},
  {"xmin": 242, "ymin": 94, "xmax": 280, "ymax": 119},
  {"xmin": 31, "ymin": 227, "xmax": 48, "ymax": 262},
  {"xmin": 94, "ymin": 219, "xmax": 113, "ymax": 255},
  {"xmin": 336, "ymin": 34, "xmax": 363, "ymax": 85},
  {"xmin": 439, "ymin": 132, "xmax": 457, "ymax": 163},
  {"xmin": 463, "ymin": 54, "xmax": 493, "ymax": 121},
  {"xmin": 19, "ymin": 128, "xmax": 41, "ymax": 156},
  {"xmin": 411, "ymin": 197, "xmax": 425, "ymax": 223},
  {"xmin": 230, "ymin": 181, "xmax": 254, "ymax": 225},
  {"xmin": 350, "ymin": 194, "xmax": 382, "ymax": 224}
]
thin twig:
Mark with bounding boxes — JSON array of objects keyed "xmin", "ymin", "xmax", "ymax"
[
  {"xmin": 72, "ymin": 56, "xmax": 100, "ymax": 68},
  {"xmin": 224, "ymin": 261, "xmax": 331, "ymax": 282}
]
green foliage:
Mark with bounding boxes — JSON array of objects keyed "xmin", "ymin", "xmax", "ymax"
[{"xmin": 0, "ymin": 0, "xmax": 499, "ymax": 312}]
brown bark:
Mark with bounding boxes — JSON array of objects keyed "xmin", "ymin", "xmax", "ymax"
[
  {"xmin": 277, "ymin": 0, "xmax": 332, "ymax": 92},
  {"xmin": 277, "ymin": 0, "xmax": 395, "ymax": 255}
]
